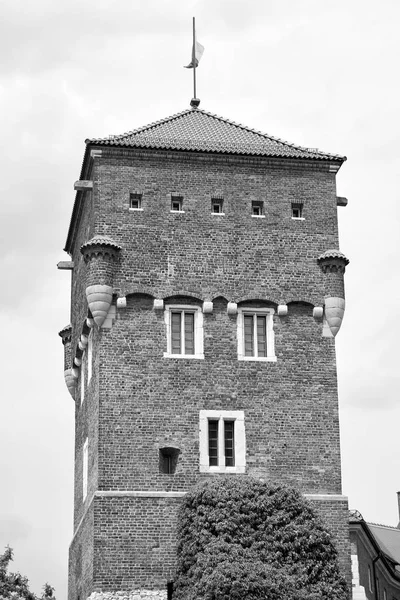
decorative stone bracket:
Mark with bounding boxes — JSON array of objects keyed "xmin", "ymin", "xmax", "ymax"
[{"xmin": 81, "ymin": 235, "xmax": 121, "ymax": 327}]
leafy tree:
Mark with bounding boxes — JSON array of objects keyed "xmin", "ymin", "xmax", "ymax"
[
  {"xmin": 0, "ymin": 547, "xmax": 55, "ymax": 600},
  {"xmin": 174, "ymin": 478, "xmax": 348, "ymax": 600}
]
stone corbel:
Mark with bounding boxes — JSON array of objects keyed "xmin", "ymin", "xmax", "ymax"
[
  {"xmin": 313, "ymin": 307, "xmax": 324, "ymax": 320},
  {"xmin": 277, "ymin": 305, "xmax": 288, "ymax": 316},
  {"xmin": 153, "ymin": 299, "xmax": 164, "ymax": 311},
  {"xmin": 203, "ymin": 301, "xmax": 213, "ymax": 313},
  {"xmin": 227, "ymin": 302, "xmax": 238, "ymax": 315},
  {"xmin": 117, "ymin": 296, "xmax": 127, "ymax": 308}
]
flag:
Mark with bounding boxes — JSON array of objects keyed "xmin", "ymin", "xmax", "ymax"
[{"xmin": 184, "ymin": 39, "xmax": 204, "ymax": 68}]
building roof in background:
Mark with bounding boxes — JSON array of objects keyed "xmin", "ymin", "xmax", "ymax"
[
  {"xmin": 368, "ymin": 523, "xmax": 400, "ymax": 567},
  {"xmin": 86, "ymin": 107, "xmax": 346, "ymax": 162}
]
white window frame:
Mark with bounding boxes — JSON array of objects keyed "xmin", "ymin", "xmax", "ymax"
[
  {"xmin": 237, "ymin": 307, "xmax": 276, "ymax": 361},
  {"xmin": 199, "ymin": 410, "xmax": 245, "ymax": 473},
  {"xmin": 87, "ymin": 330, "xmax": 93, "ymax": 382},
  {"xmin": 164, "ymin": 305, "xmax": 204, "ymax": 359},
  {"xmin": 80, "ymin": 354, "xmax": 86, "ymax": 405},
  {"xmin": 83, "ymin": 438, "xmax": 88, "ymax": 501}
]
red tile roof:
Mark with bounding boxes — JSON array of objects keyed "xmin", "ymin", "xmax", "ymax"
[{"xmin": 86, "ymin": 107, "xmax": 345, "ymax": 162}]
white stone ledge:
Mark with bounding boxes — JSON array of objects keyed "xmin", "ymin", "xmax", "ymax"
[
  {"xmin": 95, "ymin": 490, "xmax": 187, "ymax": 498},
  {"xmin": 305, "ymin": 494, "xmax": 348, "ymax": 502}
]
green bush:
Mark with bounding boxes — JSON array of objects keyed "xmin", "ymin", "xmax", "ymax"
[{"xmin": 174, "ymin": 477, "xmax": 348, "ymax": 600}]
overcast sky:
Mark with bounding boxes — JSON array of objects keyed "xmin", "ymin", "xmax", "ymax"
[{"xmin": 0, "ymin": 0, "xmax": 399, "ymax": 598}]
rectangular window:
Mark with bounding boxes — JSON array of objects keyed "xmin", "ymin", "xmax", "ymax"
[
  {"xmin": 238, "ymin": 307, "xmax": 276, "ymax": 361},
  {"xmin": 80, "ymin": 357, "xmax": 85, "ymax": 405},
  {"xmin": 200, "ymin": 411, "xmax": 245, "ymax": 473},
  {"xmin": 171, "ymin": 311, "xmax": 195, "ymax": 355},
  {"xmin": 224, "ymin": 420, "xmax": 235, "ymax": 466},
  {"xmin": 208, "ymin": 420, "xmax": 219, "ymax": 466},
  {"xmin": 130, "ymin": 193, "xmax": 142, "ymax": 210},
  {"xmin": 87, "ymin": 331, "xmax": 93, "ymax": 383},
  {"xmin": 291, "ymin": 203, "xmax": 303, "ymax": 219},
  {"xmin": 252, "ymin": 200, "xmax": 264, "ymax": 216},
  {"xmin": 171, "ymin": 195, "xmax": 183, "ymax": 212},
  {"xmin": 83, "ymin": 438, "xmax": 88, "ymax": 501},
  {"xmin": 211, "ymin": 198, "xmax": 224, "ymax": 214},
  {"xmin": 164, "ymin": 305, "xmax": 204, "ymax": 359}
]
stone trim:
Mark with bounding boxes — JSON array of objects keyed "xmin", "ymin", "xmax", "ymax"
[
  {"xmin": 305, "ymin": 494, "xmax": 348, "ymax": 501},
  {"xmin": 95, "ymin": 491, "xmax": 187, "ymax": 498},
  {"xmin": 88, "ymin": 592, "xmax": 167, "ymax": 600}
]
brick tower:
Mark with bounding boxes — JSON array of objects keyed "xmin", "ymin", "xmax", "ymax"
[{"xmin": 59, "ymin": 105, "xmax": 350, "ymax": 600}]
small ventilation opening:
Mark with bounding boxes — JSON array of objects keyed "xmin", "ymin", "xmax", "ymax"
[
  {"xmin": 211, "ymin": 198, "xmax": 224, "ymax": 213},
  {"xmin": 130, "ymin": 193, "xmax": 142, "ymax": 210},
  {"xmin": 167, "ymin": 581, "xmax": 174, "ymax": 600},
  {"xmin": 171, "ymin": 196, "xmax": 183, "ymax": 212},
  {"xmin": 292, "ymin": 203, "xmax": 303, "ymax": 219},
  {"xmin": 159, "ymin": 447, "xmax": 180, "ymax": 474},
  {"xmin": 252, "ymin": 200, "xmax": 263, "ymax": 216}
]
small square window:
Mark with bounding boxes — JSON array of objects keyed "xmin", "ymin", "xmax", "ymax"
[
  {"xmin": 159, "ymin": 447, "xmax": 180, "ymax": 474},
  {"xmin": 252, "ymin": 201, "xmax": 264, "ymax": 216},
  {"xmin": 130, "ymin": 193, "xmax": 142, "ymax": 210},
  {"xmin": 211, "ymin": 198, "xmax": 224, "ymax": 214},
  {"xmin": 199, "ymin": 410, "xmax": 246, "ymax": 473},
  {"xmin": 171, "ymin": 196, "xmax": 183, "ymax": 212},
  {"xmin": 292, "ymin": 203, "xmax": 303, "ymax": 219}
]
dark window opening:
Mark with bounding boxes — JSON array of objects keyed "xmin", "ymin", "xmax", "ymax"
[
  {"xmin": 130, "ymin": 193, "xmax": 142, "ymax": 209},
  {"xmin": 159, "ymin": 447, "xmax": 180, "ymax": 474},
  {"xmin": 208, "ymin": 420, "xmax": 219, "ymax": 466},
  {"xmin": 171, "ymin": 196, "xmax": 183, "ymax": 211},
  {"xmin": 212, "ymin": 198, "xmax": 224, "ymax": 213},
  {"xmin": 167, "ymin": 581, "xmax": 174, "ymax": 600},
  {"xmin": 224, "ymin": 420, "xmax": 235, "ymax": 466},
  {"xmin": 292, "ymin": 203, "xmax": 303, "ymax": 219},
  {"xmin": 252, "ymin": 200, "xmax": 264, "ymax": 216}
]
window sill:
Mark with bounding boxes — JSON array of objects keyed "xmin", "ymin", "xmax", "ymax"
[
  {"xmin": 292, "ymin": 217, "xmax": 305, "ymax": 220},
  {"xmin": 129, "ymin": 207, "xmax": 144, "ymax": 212},
  {"xmin": 163, "ymin": 352, "xmax": 204, "ymax": 360},
  {"xmin": 200, "ymin": 465, "xmax": 246, "ymax": 474},
  {"xmin": 238, "ymin": 356, "xmax": 277, "ymax": 362},
  {"xmin": 251, "ymin": 214, "xmax": 265, "ymax": 218},
  {"xmin": 170, "ymin": 210, "xmax": 185, "ymax": 214},
  {"xmin": 211, "ymin": 212, "xmax": 225, "ymax": 216}
]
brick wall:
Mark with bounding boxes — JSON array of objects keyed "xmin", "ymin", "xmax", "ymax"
[{"xmin": 67, "ymin": 147, "xmax": 349, "ymax": 598}]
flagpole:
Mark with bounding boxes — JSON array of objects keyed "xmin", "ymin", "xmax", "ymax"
[{"xmin": 192, "ymin": 17, "xmax": 197, "ymax": 99}]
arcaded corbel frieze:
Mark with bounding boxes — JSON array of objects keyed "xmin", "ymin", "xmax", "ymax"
[
  {"xmin": 313, "ymin": 307, "xmax": 324, "ymax": 319},
  {"xmin": 227, "ymin": 302, "xmax": 238, "ymax": 315},
  {"xmin": 116, "ymin": 296, "xmax": 127, "ymax": 308},
  {"xmin": 153, "ymin": 299, "xmax": 164, "ymax": 311},
  {"xmin": 202, "ymin": 301, "xmax": 213, "ymax": 313}
]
